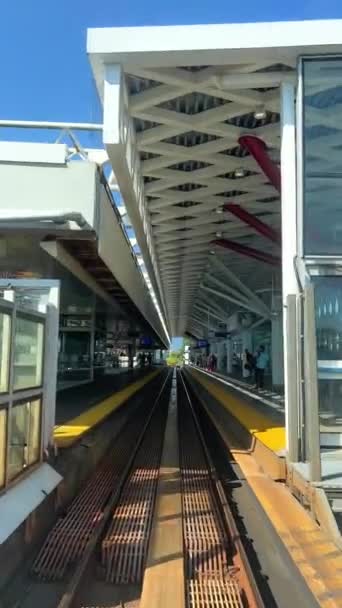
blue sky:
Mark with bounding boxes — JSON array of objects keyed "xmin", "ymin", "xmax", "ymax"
[
  {"xmin": 171, "ymin": 337, "xmax": 183, "ymax": 351},
  {"xmin": 0, "ymin": 0, "xmax": 342, "ymax": 134}
]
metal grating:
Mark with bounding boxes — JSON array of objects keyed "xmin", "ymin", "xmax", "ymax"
[
  {"xmin": 178, "ymin": 388, "xmax": 243, "ymax": 608},
  {"xmin": 188, "ymin": 579, "xmax": 243, "ymax": 608},
  {"xmin": 32, "ymin": 400, "xmax": 155, "ymax": 581},
  {"xmin": 101, "ymin": 396, "xmax": 168, "ymax": 583}
]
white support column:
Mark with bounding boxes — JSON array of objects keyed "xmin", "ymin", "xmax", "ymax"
[
  {"xmin": 271, "ymin": 314, "xmax": 284, "ymax": 388},
  {"xmin": 43, "ymin": 284, "xmax": 60, "ymax": 451},
  {"xmin": 216, "ymin": 341, "xmax": 224, "ymax": 371},
  {"xmin": 226, "ymin": 338, "xmax": 233, "ymax": 374},
  {"xmin": 281, "ymin": 82, "xmax": 299, "ymax": 453}
]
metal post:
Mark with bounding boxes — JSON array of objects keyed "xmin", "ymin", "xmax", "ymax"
[
  {"xmin": 280, "ymin": 81, "xmax": 299, "ymax": 454},
  {"xmin": 303, "ymin": 284, "xmax": 321, "ymax": 482},
  {"xmin": 286, "ymin": 295, "xmax": 299, "ymax": 462},
  {"xmin": 271, "ymin": 293, "xmax": 284, "ymax": 388},
  {"xmin": 43, "ymin": 284, "xmax": 60, "ymax": 451}
]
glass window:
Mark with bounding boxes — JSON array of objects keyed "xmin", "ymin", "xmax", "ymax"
[
  {"xmin": 8, "ymin": 403, "xmax": 26, "ymax": 481},
  {"xmin": 7, "ymin": 399, "xmax": 41, "ymax": 482},
  {"xmin": 15, "ymin": 287, "xmax": 50, "ymax": 314},
  {"xmin": 27, "ymin": 399, "xmax": 41, "ymax": 466},
  {"xmin": 302, "ymin": 57, "xmax": 342, "ymax": 254},
  {"xmin": 313, "ymin": 276, "xmax": 342, "ymax": 425},
  {"xmin": 0, "ymin": 311, "xmax": 11, "ymax": 392},
  {"xmin": 13, "ymin": 316, "xmax": 44, "ymax": 390},
  {"xmin": 0, "ymin": 409, "xmax": 7, "ymax": 487}
]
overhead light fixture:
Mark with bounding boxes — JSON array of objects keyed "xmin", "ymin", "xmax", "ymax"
[
  {"xmin": 216, "ymin": 231, "xmax": 223, "ymax": 238},
  {"xmin": 254, "ymin": 109, "xmax": 267, "ymax": 120},
  {"xmin": 216, "ymin": 207, "xmax": 223, "ymax": 214},
  {"xmin": 234, "ymin": 167, "xmax": 246, "ymax": 178},
  {"xmin": 209, "ymin": 250, "xmax": 216, "ymax": 255}
]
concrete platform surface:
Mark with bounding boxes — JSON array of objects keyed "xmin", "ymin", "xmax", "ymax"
[{"xmin": 56, "ymin": 368, "xmax": 150, "ymax": 425}]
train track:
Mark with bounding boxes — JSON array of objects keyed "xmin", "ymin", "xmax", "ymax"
[
  {"xmin": 7, "ymin": 368, "xmax": 264, "ymax": 608},
  {"xmin": 178, "ymin": 370, "xmax": 264, "ymax": 608}
]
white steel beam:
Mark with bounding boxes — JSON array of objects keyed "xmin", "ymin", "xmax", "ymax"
[
  {"xmin": 103, "ymin": 63, "xmax": 169, "ymax": 331},
  {"xmin": 211, "ymin": 257, "xmax": 272, "ymax": 317},
  {"xmin": 201, "ymin": 284, "xmax": 266, "ymax": 317},
  {"xmin": 205, "ymin": 274, "xmax": 263, "ymax": 312},
  {"xmin": 194, "ymin": 304, "xmax": 227, "ymax": 323}
]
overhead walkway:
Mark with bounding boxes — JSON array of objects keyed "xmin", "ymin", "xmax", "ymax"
[{"xmin": 54, "ymin": 368, "xmax": 161, "ymax": 448}]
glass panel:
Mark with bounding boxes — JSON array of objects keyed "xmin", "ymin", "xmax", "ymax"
[
  {"xmin": 15, "ymin": 287, "xmax": 50, "ymax": 314},
  {"xmin": 0, "ymin": 311, "xmax": 11, "ymax": 392},
  {"xmin": 7, "ymin": 399, "xmax": 41, "ymax": 482},
  {"xmin": 303, "ymin": 57, "xmax": 342, "ymax": 254},
  {"xmin": 57, "ymin": 331, "xmax": 92, "ymax": 388},
  {"xmin": 27, "ymin": 399, "xmax": 41, "ymax": 466},
  {"xmin": 8, "ymin": 403, "xmax": 27, "ymax": 481},
  {"xmin": 313, "ymin": 276, "xmax": 342, "ymax": 425},
  {"xmin": 13, "ymin": 316, "xmax": 44, "ymax": 390},
  {"xmin": 0, "ymin": 409, "xmax": 7, "ymax": 487}
]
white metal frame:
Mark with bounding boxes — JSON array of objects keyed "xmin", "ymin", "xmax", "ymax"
[
  {"xmin": 280, "ymin": 81, "xmax": 299, "ymax": 455},
  {"xmin": 295, "ymin": 54, "xmax": 342, "ymax": 478},
  {"xmin": 0, "ymin": 280, "xmax": 60, "ymax": 492}
]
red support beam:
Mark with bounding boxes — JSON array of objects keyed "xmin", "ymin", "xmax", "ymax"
[
  {"xmin": 239, "ymin": 135, "xmax": 281, "ymax": 193},
  {"xmin": 212, "ymin": 238, "xmax": 281, "ymax": 266},
  {"xmin": 224, "ymin": 203, "xmax": 281, "ymax": 246}
]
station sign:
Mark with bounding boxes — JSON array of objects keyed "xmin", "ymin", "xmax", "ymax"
[
  {"xmin": 196, "ymin": 339, "xmax": 208, "ymax": 348},
  {"xmin": 140, "ymin": 336, "xmax": 153, "ymax": 347}
]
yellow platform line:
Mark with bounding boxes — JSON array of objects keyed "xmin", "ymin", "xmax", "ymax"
[
  {"xmin": 54, "ymin": 370, "xmax": 160, "ymax": 448},
  {"xmin": 189, "ymin": 368, "xmax": 285, "ymax": 452}
]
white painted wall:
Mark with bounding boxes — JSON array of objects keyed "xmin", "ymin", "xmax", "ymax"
[{"xmin": 0, "ymin": 161, "xmax": 97, "ymax": 225}]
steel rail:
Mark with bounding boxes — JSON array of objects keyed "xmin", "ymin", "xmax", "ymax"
[{"xmin": 178, "ymin": 370, "xmax": 264, "ymax": 608}]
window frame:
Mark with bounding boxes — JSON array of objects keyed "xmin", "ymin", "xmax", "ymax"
[
  {"xmin": 0, "ymin": 295, "xmax": 46, "ymax": 492},
  {"xmin": 298, "ymin": 54, "xmax": 342, "ymax": 260},
  {"xmin": 0, "ymin": 307, "xmax": 13, "ymax": 395},
  {"xmin": 12, "ymin": 311, "xmax": 45, "ymax": 393},
  {"xmin": 6, "ymin": 396, "xmax": 43, "ymax": 485}
]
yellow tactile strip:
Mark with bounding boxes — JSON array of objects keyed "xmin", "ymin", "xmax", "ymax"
[
  {"xmin": 189, "ymin": 368, "xmax": 285, "ymax": 452},
  {"xmin": 54, "ymin": 370, "xmax": 160, "ymax": 448}
]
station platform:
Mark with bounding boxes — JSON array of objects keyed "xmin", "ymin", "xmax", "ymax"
[
  {"xmin": 54, "ymin": 368, "xmax": 160, "ymax": 449},
  {"xmin": 190, "ymin": 366, "xmax": 342, "ymax": 493},
  {"xmin": 187, "ymin": 365, "xmax": 286, "ymax": 479}
]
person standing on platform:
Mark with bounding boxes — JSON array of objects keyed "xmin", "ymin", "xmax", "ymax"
[
  {"xmin": 212, "ymin": 353, "xmax": 217, "ymax": 372},
  {"xmin": 255, "ymin": 345, "xmax": 268, "ymax": 389},
  {"xmin": 243, "ymin": 349, "xmax": 255, "ymax": 380},
  {"xmin": 147, "ymin": 352, "xmax": 152, "ymax": 366},
  {"xmin": 242, "ymin": 349, "xmax": 250, "ymax": 378},
  {"xmin": 207, "ymin": 353, "xmax": 217, "ymax": 372}
]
